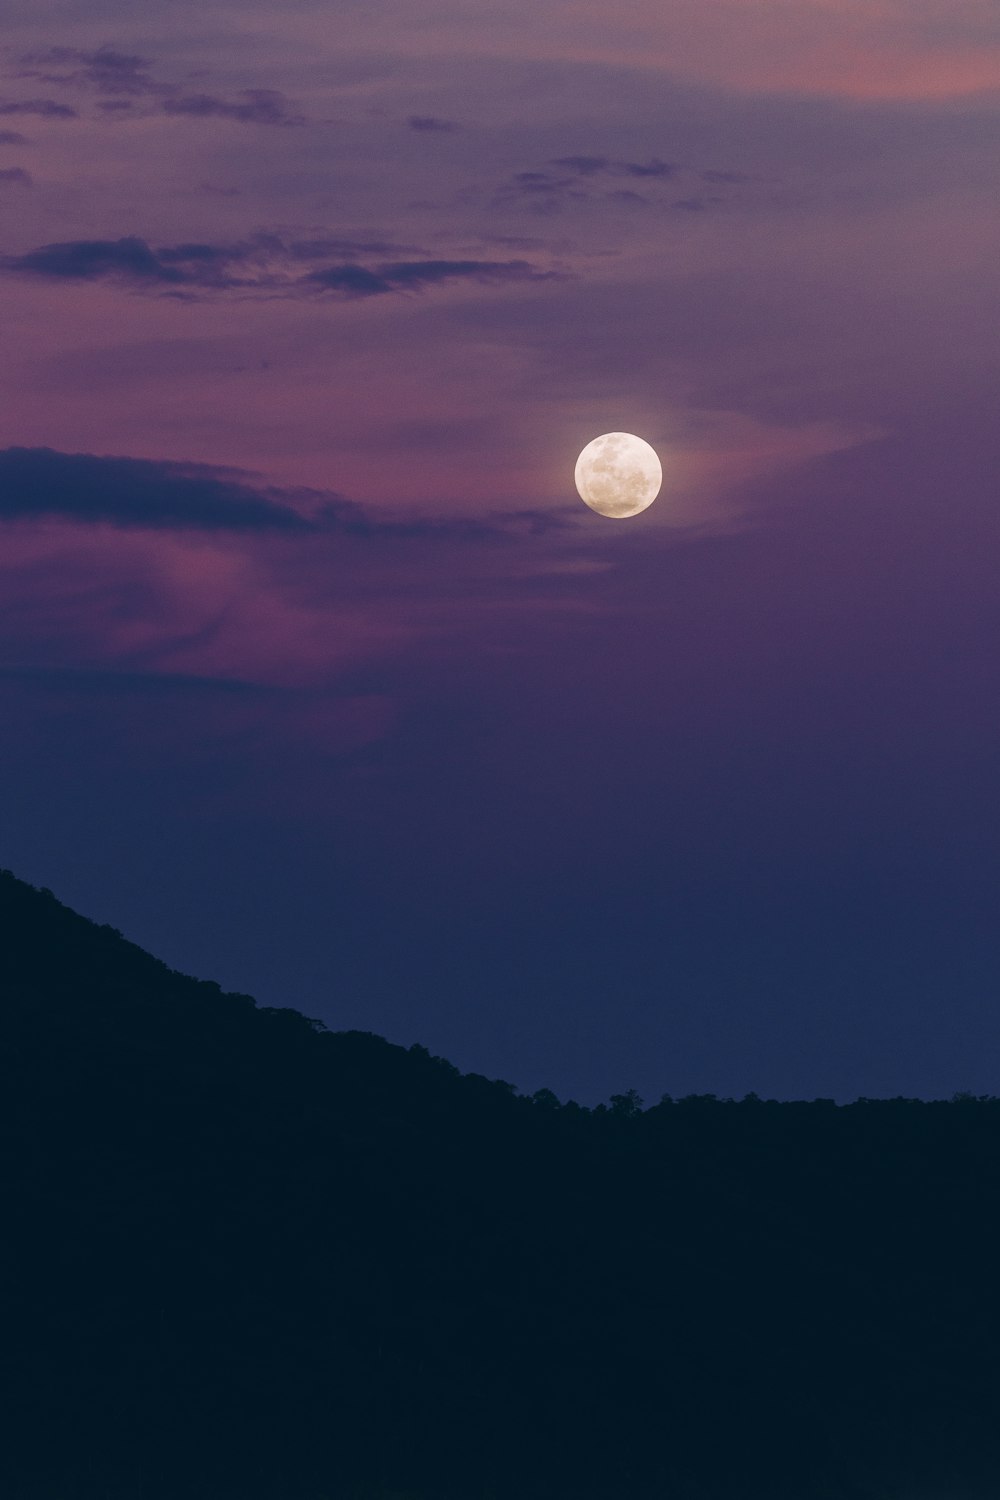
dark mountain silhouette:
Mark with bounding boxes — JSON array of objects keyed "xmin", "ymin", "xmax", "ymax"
[{"xmin": 1, "ymin": 867, "xmax": 998, "ymax": 1500}]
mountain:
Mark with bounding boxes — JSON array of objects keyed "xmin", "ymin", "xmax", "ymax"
[{"xmin": 0, "ymin": 867, "xmax": 998, "ymax": 1500}]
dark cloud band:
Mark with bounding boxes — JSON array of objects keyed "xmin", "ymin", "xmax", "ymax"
[
  {"xmin": 0, "ymin": 98, "xmax": 77, "ymax": 118},
  {"xmin": 309, "ymin": 258, "xmax": 562, "ymax": 297},
  {"xmin": 0, "ymin": 448, "xmax": 572, "ymax": 540},
  {"xmin": 407, "ymin": 115, "xmax": 458, "ymax": 132},
  {"xmin": 2, "ymin": 236, "xmax": 562, "ymax": 299},
  {"xmin": 0, "ymin": 448, "xmax": 314, "ymax": 532},
  {"xmin": 17, "ymin": 46, "xmax": 158, "ymax": 97},
  {"xmin": 162, "ymin": 90, "xmax": 305, "ymax": 126}
]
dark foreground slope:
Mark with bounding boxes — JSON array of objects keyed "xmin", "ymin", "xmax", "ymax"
[{"xmin": 1, "ymin": 869, "xmax": 998, "ymax": 1500}]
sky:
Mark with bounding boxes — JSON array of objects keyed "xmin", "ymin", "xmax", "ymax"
[{"xmin": 1, "ymin": 0, "xmax": 999, "ymax": 1104}]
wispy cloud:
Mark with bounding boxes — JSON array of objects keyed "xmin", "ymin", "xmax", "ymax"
[
  {"xmin": 162, "ymin": 90, "xmax": 306, "ymax": 127},
  {"xmin": 2, "ymin": 237, "xmax": 229, "ymax": 285},
  {"xmin": 551, "ymin": 155, "xmax": 677, "ymax": 179},
  {"xmin": 2, "ymin": 235, "xmax": 564, "ymax": 301},
  {"xmin": 309, "ymin": 257, "xmax": 562, "ymax": 297},
  {"xmin": 407, "ymin": 115, "xmax": 458, "ymax": 133},
  {"xmin": 492, "ymin": 154, "xmax": 682, "ymax": 212},
  {"xmin": 491, "ymin": 151, "xmax": 754, "ymax": 214},
  {"xmin": 0, "ymin": 167, "xmax": 31, "ymax": 187},
  {"xmin": 0, "ymin": 98, "xmax": 77, "ymax": 118},
  {"xmin": 285, "ymin": 236, "xmax": 420, "ymax": 259},
  {"xmin": 12, "ymin": 47, "xmax": 310, "ymax": 126},
  {"xmin": 17, "ymin": 46, "xmax": 160, "ymax": 97}
]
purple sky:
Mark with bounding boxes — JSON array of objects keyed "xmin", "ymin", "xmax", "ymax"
[{"xmin": 2, "ymin": 1, "xmax": 999, "ymax": 1102}]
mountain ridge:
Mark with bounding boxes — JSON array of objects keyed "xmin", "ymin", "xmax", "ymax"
[{"xmin": 1, "ymin": 866, "xmax": 998, "ymax": 1500}]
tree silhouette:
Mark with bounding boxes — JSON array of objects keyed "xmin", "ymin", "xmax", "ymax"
[{"xmin": 608, "ymin": 1087, "xmax": 644, "ymax": 1118}]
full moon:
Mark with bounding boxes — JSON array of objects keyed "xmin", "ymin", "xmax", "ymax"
[{"xmin": 574, "ymin": 432, "xmax": 662, "ymax": 519}]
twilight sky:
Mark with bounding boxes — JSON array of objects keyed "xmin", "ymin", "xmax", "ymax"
[{"xmin": 2, "ymin": 0, "xmax": 999, "ymax": 1103}]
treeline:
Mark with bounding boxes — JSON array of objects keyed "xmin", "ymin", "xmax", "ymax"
[{"xmin": 1, "ymin": 868, "xmax": 998, "ymax": 1500}]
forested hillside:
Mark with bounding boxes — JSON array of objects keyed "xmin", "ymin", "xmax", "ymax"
[{"xmin": 1, "ymin": 869, "xmax": 997, "ymax": 1499}]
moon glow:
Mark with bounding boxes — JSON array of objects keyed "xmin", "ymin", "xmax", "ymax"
[{"xmin": 574, "ymin": 432, "xmax": 662, "ymax": 518}]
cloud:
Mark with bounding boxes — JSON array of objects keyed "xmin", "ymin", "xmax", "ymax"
[
  {"xmin": 605, "ymin": 188, "xmax": 648, "ymax": 205},
  {"xmin": 0, "ymin": 98, "xmax": 77, "ymax": 118},
  {"xmin": 492, "ymin": 153, "xmax": 754, "ymax": 217},
  {"xmin": 0, "ymin": 448, "xmax": 573, "ymax": 543},
  {"xmin": 551, "ymin": 155, "xmax": 677, "ymax": 179},
  {"xmin": 0, "ymin": 236, "xmax": 275, "ymax": 290},
  {"xmin": 2, "ymin": 234, "xmax": 562, "ymax": 302},
  {"xmin": 493, "ymin": 170, "xmax": 585, "ymax": 212},
  {"xmin": 407, "ymin": 115, "xmax": 458, "ymax": 132},
  {"xmin": 157, "ymin": 242, "xmax": 245, "ymax": 269},
  {"xmin": 512, "ymin": 170, "xmax": 578, "ymax": 193},
  {"xmin": 622, "ymin": 158, "xmax": 677, "ymax": 178},
  {"xmin": 13, "ymin": 49, "xmax": 313, "ymax": 129},
  {"xmin": 287, "ymin": 236, "xmax": 418, "ymax": 259},
  {"xmin": 17, "ymin": 46, "xmax": 159, "ymax": 96},
  {"xmin": 0, "ymin": 168, "xmax": 31, "ymax": 187},
  {"xmin": 0, "ymin": 129, "xmax": 28, "ymax": 144},
  {"xmin": 11, "ymin": 53, "xmax": 310, "ymax": 125},
  {"xmin": 381, "ymin": 258, "xmax": 557, "ymax": 288},
  {"xmin": 494, "ymin": 154, "xmax": 680, "ymax": 212},
  {"xmin": 309, "ymin": 263, "xmax": 394, "ymax": 296},
  {"xmin": 0, "ymin": 449, "xmax": 315, "ymax": 531},
  {"xmin": 3, "ymin": 237, "xmax": 200, "ymax": 284},
  {"xmin": 309, "ymin": 257, "xmax": 561, "ymax": 297},
  {"xmin": 550, "ymin": 155, "xmax": 609, "ymax": 175},
  {"xmin": 162, "ymin": 90, "xmax": 305, "ymax": 126}
]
